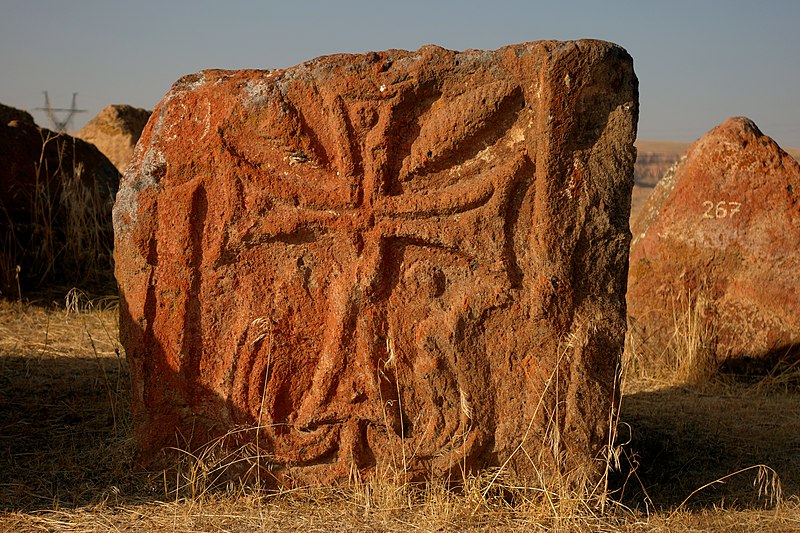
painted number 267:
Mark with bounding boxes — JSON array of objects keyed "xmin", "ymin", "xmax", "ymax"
[{"xmin": 702, "ymin": 200, "xmax": 741, "ymax": 219}]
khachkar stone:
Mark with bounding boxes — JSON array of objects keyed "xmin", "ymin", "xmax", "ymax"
[
  {"xmin": 628, "ymin": 117, "xmax": 800, "ymax": 368},
  {"xmin": 114, "ymin": 40, "xmax": 638, "ymax": 486}
]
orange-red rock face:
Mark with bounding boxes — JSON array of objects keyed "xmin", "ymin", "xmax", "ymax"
[
  {"xmin": 629, "ymin": 117, "xmax": 800, "ymax": 365},
  {"xmin": 77, "ymin": 104, "xmax": 151, "ymax": 173},
  {"xmin": 114, "ymin": 41, "xmax": 638, "ymax": 485}
]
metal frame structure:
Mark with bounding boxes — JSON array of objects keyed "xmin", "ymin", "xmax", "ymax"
[{"xmin": 35, "ymin": 91, "xmax": 86, "ymax": 132}]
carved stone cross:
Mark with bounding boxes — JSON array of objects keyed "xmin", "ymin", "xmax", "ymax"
[
  {"xmin": 218, "ymin": 74, "xmax": 532, "ymax": 470},
  {"xmin": 115, "ymin": 41, "xmax": 638, "ymax": 485}
]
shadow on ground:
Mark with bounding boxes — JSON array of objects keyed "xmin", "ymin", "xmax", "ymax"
[
  {"xmin": 615, "ymin": 379, "xmax": 800, "ymax": 511},
  {"xmin": 0, "ymin": 352, "xmax": 143, "ymax": 511},
  {"xmin": 3, "ymin": 321, "xmax": 799, "ymax": 514}
]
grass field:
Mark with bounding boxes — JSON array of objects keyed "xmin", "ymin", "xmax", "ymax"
[{"xmin": 1, "ymin": 293, "xmax": 799, "ymax": 531}]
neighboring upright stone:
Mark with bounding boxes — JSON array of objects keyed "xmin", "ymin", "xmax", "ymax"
[
  {"xmin": 78, "ymin": 104, "xmax": 151, "ymax": 172},
  {"xmin": 0, "ymin": 103, "xmax": 119, "ymax": 295},
  {"xmin": 114, "ymin": 41, "xmax": 638, "ymax": 486},
  {"xmin": 628, "ymin": 117, "xmax": 800, "ymax": 367},
  {"xmin": 0, "ymin": 103, "xmax": 35, "ymax": 126}
]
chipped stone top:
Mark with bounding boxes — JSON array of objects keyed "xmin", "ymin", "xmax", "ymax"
[
  {"xmin": 632, "ymin": 116, "xmax": 800, "ymax": 257},
  {"xmin": 77, "ymin": 104, "xmax": 152, "ymax": 173},
  {"xmin": 116, "ymin": 40, "xmax": 636, "ymax": 237}
]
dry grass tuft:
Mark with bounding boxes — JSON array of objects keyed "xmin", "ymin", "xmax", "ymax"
[
  {"xmin": 624, "ymin": 287, "xmax": 719, "ymax": 386},
  {"xmin": 0, "ymin": 131, "xmax": 115, "ymax": 298},
  {"xmin": 669, "ymin": 289, "xmax": 718, "ymax": 384},
  {"xmin": 1, "ymin": 292, "xmax": 799, "ymax": 531},
  {"xmin": 618, "ymin": 287, "xmax": 799, "ymax": 529}
]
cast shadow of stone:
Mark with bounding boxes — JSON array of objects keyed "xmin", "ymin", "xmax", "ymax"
[
  {"xmin": 0, "ymin": 350, "xmax": 142, "ymax": 511},
  {"xmin": 12, "ymin": 308, "xmax": 796, "ymax": 514},
  {"xmin": 0, "ymin": 316, "xmax": 261, "ymax": 514},
  {"xmin": 613, "ymin": 374, "xmax": 800, "ymax": 511}
]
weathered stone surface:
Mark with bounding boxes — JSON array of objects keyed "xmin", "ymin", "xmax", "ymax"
[
  {"xmin": 630, "ymin": 141, "xmax": 800, "ymax": 224},
  {"xmin": 77, "ymin": 104, "xmax": 152, "ymax": 173},
  {"xmin": 115, "ymin": 41, "xmax": 638, "ymax": 485},
  {"xmin": 0, "ymin": 103, "xmax": 35, "ymax": 126},
  {"xmin": 628, "ymin": 117, "xmax": 800, "ymax": 366},
  {"xmin": 0, "ymin": 104, "xmax": 119, "ymax": 296}
]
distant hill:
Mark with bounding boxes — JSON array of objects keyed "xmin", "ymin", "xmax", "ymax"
[
  {"xmin": 635, "ymin": 138, "xmax": 800, "ymax": 159},
  {"xmin": 634, "ymin": 140, "xmax": 689, "ymax": 188}
]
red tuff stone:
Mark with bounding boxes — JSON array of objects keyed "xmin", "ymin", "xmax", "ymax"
[
  {"xmin": 77, "ymin": 104, "xmax": 152, "ymax": 173},
  {"xmin": 114, "ymin": 41, "xmax": 638, "ymax": 486},
  {"xmin": 628, "ymin": 117, "xmax": 800, "ymax": 367}
]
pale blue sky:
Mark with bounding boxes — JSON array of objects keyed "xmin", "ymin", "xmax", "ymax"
[{"xmin": 2, "ymin": 0, "xmax": 798, "ymax": 146}]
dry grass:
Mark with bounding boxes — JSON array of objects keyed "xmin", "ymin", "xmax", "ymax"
[
  {"xmin": 1, "ymin": 293, "xmax": 799, "ymax": 531},
  {"xmin": 0, "ymin": 131, "xmax": 115, "ymax": 297}
]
